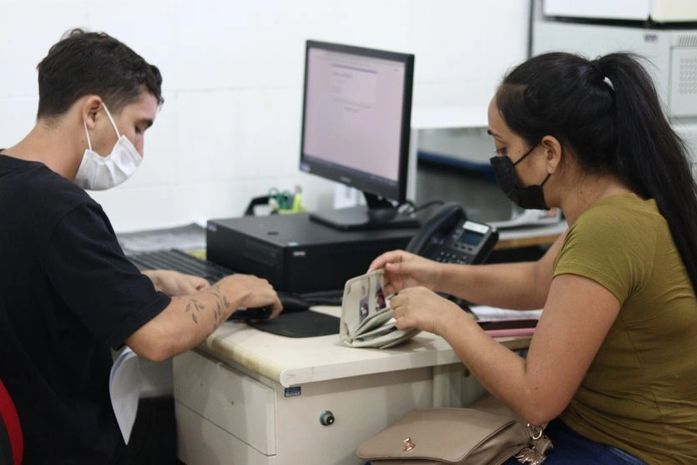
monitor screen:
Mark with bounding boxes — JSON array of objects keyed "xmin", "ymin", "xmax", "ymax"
[{"xmin": 299, "ymin": 41, "xmax": 414, "ymax": 203}]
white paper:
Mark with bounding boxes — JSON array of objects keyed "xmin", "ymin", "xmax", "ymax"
[
  {"xmin": 109, "ymin": 348, "xmax": 142, "ymax": 444},
  {"xmin": 117, "ymin": 223, "xmax": 206, "ymax": 254},
  {"xmin": 470, "ymin": 305, "xmax": 542, "ymax": 322}
]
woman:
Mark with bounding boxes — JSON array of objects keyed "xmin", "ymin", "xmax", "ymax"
[{"xmin": 369, "ymin": 52, "xmax": 697, "ymax": 464}]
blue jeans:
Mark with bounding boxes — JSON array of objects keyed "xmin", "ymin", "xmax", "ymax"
[{"xmin": 502, "ymin": 419, "xmax": 645, "ymax": 465}]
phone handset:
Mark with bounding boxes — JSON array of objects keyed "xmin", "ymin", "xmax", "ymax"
[{"xmin": 406, "ymin": 202, "xmax": 498, "ymax": 265}]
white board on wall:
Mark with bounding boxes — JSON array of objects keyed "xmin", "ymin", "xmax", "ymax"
[{"xmin": 544, "ymin": 0, "xmax": 651, "ymax": 21}]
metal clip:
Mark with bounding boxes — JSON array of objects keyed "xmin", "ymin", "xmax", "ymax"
[
  {"xmin": 515, "ymin": 446, "xmax": 546, "ymax": 465},
  {"xmin": 403, "ymin": 437, "xmax": 415, "ymax": 452},
  {"xmin": 516, "ymin": 424, "xmax": 552, "ymax": 464},
  {"xmin": 527, "ymin": 423, "xmax": 544, "ymax": 440}
]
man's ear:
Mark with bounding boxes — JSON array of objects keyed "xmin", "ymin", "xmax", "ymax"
[
  {"xmin": 541, "ymin": 135, "xmax": 563, "ymax": 174},
  {"xmin": 81, "ymin": 96, "xmax": 103, "ymax": 129}
]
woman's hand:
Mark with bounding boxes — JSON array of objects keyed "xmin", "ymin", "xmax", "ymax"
[
  {"xmin": 144, "ymin": 270, "xmax": 210, "ymax": 296},
  {"xmin": 389, "ymin": 286, "xmax": 466, "ymax": 336},
  {"xmin": 368, "ymin": 250, "xmax": 443, "ymax": 295}
]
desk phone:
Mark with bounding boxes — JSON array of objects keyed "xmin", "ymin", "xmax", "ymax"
[{"xmin": 407, "ymin": 202, "xmax": 498, "ymax": 265}]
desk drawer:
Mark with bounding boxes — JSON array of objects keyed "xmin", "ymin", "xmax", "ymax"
[
  {"xmin": 173, "ymin": 351, "xmax": 276, "ymax": 454},
  {"xmin": 176, "ymin": 402, "xmax": 273, "ymax": 465}
]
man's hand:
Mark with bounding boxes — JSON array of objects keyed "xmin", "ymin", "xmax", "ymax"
[
  {"xmin": 217, "ymin": 274, "xmax": 283, "ymax": 319},
  {"xmin": 143, "ymin": 269, "xmax": 210, "ymax": 296}
]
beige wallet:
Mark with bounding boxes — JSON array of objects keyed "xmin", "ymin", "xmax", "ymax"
[{"xmin": 340, "ymin": 270, "xmax": 419, "ymax": 349}]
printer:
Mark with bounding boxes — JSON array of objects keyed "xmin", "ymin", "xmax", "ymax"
[{"xmin": 206, "ymin": 214, "xmax": 417, "ymax": 293}]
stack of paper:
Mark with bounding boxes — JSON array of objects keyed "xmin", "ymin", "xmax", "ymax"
[{"xmin": 472, "ymin": 306, "xmax": 541, "ymax": 337}]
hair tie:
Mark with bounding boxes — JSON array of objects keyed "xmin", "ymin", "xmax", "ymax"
[
  {"xmin": 603, "ymin": 76, "xmax": 615, "ymax": 91},
  {"xmin": 589, "ymin": 60, "xmax": 614, "ymax": 92}
]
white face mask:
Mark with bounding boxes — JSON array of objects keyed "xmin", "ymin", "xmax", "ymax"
[{"xmin": 74, "ymin": 103, "xmax": 142, "ymax": 190}]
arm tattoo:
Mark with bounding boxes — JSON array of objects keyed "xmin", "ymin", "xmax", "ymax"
[
  {"xmin": 184, "ymin": 299, "xmax": 205, "ymax": 324},
  {"xmin": 182, "ymin": 284, "xmax": 233, "ymax": 325}
]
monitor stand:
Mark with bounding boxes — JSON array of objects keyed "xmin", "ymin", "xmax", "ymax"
[{"xmin": 309, "ymin": 192, "xmax": 420, "ymax": 231}]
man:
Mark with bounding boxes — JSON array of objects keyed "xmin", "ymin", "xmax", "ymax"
[{"xmin": 0, "ymin": 29, "xmax": 282, "ymax": 464}]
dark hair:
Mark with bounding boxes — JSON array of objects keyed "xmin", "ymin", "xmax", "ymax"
[
  {"xmin": 36, "ymin": 28, "xmax": 163, "ymax": 118},
  {"xmin": 496, "ymin": 52, "xmax": 697, "ymax": 294}
]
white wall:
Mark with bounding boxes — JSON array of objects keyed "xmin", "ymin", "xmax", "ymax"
[{"xmin": 0, "ymin": 0, "xmax": 530, "ymax": 232}]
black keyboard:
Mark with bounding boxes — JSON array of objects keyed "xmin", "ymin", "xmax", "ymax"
[
  {"xmin": 128, "ymin": 249, "xmax": 333, "ymax": 309},
  {"xmin": 128, "ymin": 249, "xmax": 232, "ymax": 283}
]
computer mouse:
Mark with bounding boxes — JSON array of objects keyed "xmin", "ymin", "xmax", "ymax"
[
  {"xmin": 278, "ymin": 292, "xmax": 311, "ymax": 313},
  {"xmin": 228, "ymin": 307, "xmax": 272, "ymax": 321}
]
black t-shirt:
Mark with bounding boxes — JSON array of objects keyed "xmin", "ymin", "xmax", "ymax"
[{"xmin": 0, "ymin": 154, "xmax": 171, "ymax": 464}]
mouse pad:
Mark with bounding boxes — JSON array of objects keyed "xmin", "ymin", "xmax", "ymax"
[{"xmin": 249, "ymin": 310, "xmax": 339, "ymax": 338}]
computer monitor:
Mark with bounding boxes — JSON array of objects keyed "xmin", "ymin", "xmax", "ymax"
[{"xmin": 299, "ymin": 40, "xmax": 418, "ymax": 231}]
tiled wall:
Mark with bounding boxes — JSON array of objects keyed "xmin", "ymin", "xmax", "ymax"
[{"xmin": 0, "ymin": 0, "xmax": 530, "ymax": 231}]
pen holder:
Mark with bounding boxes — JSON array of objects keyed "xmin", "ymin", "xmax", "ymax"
[
  {"xmin": 275, "ymin": 192, "xmax": 304, "ymax": 214},
  {"xmin": 243, "ymin": 189, "xmax": 305, "ymax": 216}
]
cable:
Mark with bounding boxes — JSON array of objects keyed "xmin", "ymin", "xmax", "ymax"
[
  {"xmin": 395, "ymin": 200, "xmax": 416, "ymax": 214},
  {"xmin": 411, "ymin": 200, "xmax": 445, "ymax": 214},
  {"xmin": 397, "ymin": 199, "xmax": 445, "ymax": 215}
]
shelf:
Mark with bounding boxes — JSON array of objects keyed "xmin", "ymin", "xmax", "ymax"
[{"xmin": 412, "ymin": 105, "xmax": 488, "ymax": 130}]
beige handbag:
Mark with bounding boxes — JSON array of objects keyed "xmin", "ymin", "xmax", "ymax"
[{"xmin": 356, "ymin": 396, "xmax": 552, "ymax": 465}]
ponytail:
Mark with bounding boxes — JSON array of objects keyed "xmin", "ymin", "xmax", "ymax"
[
  {"xmin": 497, "ymin": 52, "xmax": 697, "ymax": 294},
  {"xmin": 599, "ymin": 53, "xmax": 697, "ymax": 294}
]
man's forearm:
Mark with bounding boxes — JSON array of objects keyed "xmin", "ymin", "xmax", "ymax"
[{"xmin": 127, "ymin": 283, "xmax": 246, "ymax": 361}]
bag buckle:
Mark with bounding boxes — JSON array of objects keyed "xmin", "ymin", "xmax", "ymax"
[
  {"xmin": 515, "ymin": 423, "xmax": 553, "ymax": 465},
  {"xmin": 403, "ymin": 437, "xmax": 415, "ymax": 452}
]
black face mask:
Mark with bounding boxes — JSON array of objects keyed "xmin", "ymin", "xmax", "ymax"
[{"xmin": 489, "ymin": 144, "xmax": 551, "ymax": 210}]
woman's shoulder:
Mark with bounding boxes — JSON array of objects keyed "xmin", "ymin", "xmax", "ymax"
[
  {"xmin": 561, "ymin": 193, "xmax": 661, "ymax": 262},
  {"xmin": 554, "ymin": 194, "xmax": 661, "ymax": 300},
  {"xmin": 574, "ymin": 193, "xmax": 661, "ymax": 234}
]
